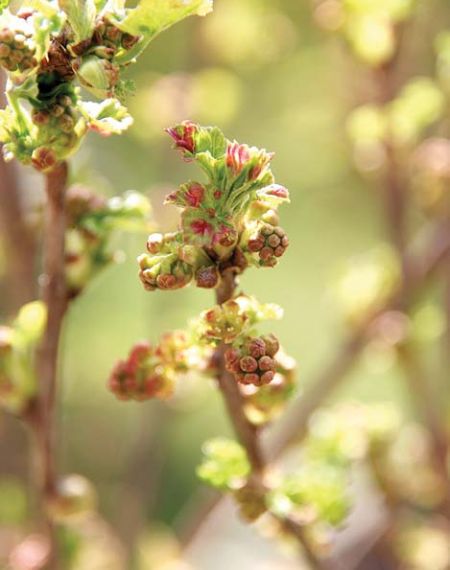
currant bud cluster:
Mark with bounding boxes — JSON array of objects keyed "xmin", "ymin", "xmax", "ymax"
[
  {"xmin": 0, "ymin": 1, "xmax": 212, "ymax": 170},
  {"xmin": 65, "ymin": 185, "xmax": 151, "ymax": 297},
  {"xmin": 225, "ymin": 334, "xmax": 280, "ymax": 387},
  {"xmin": 31, "ymin": 91, "xmax": 81, "ymax": 170},
  {"xmin": 108, "ymin": 341, "xmax": 174, "ymax": 401},
  {"xmin": 138, "ymin": 122, "xmax": 290, "ymax": 293},
  {"xmin": 0, "ymin": 23, "xmax": 37, "ymax": 72},
  {"xmin": 242, "ymin": 222, "xmax": 289, "ymax": 268},
  {"xmin": 108, "ymin": 330, "xmax": 207, "ymax": 401},
  {"xmin": 242, "ymin": 348, "xmax": 297, "ymax": 425}
]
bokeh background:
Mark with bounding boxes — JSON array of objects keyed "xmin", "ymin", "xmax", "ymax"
[{"xmin": 1, "ymin": 0, "xmax": 450, "ymax": 568}]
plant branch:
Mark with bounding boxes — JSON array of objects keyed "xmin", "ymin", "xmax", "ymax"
[
  {"xmin": 29, "ymin": 160, "xmax": 69, "ymax": 568},
  {"xmin": 214, "ymin": 270, "xmax": 326, "ymax": 569},
  {"xmin": 180, "ymin": 222, "xmax": 450, "ymax": 553},
  {"xmin": 0, "ymin": 70, "xmax": 36, "ymax": 312},
  {"xmin": 376, "ymin": 54, "xmax": 450, "ymax": 512}
]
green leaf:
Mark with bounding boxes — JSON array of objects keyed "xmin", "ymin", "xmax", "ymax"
[
  {"xmin": 58, "ymin": 0, "xmax": 96, "ymax": 42},
  {"xmin": 14, "ymin": 301, "xmax": 47, "ymax": 344},
  {"xmin": 197, "ymin": 438, "xmax": 250, "ymax": 490},
  {"xmin": 0, "ymin": 0, "xmax": 10, "ymax": 15},
  {"xmin": 79, "ymin": 98, "xmax": 133, "ymax": 136},
  {"xmin": 112, "ymin": 0, "xmax": 213, "ymax": 40}
]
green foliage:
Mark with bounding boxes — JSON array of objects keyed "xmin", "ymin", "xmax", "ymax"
[
  {"xmin": 268, "ymin": 466, "xmax": 349, "ymax": 527},
  {"xmin": 193, "ymin": 295, "xmax": 282, "ymax": 345},
  {"xmin": 197, "ymin": 438, "xmax": 250, "ymax": 490},
  {"xmin": 65, "ymin": 186, "xmax": 151, "ymax": 296},
  {"xmin": 0, "ymin": 301, "xmax": 47, "ymax": 413},
  {"xmin": 112, "ymin": 0, "xmax": 213, "ymax": 48},
  {"xmin": 0, "ymin": 0, "xmax": 213, "ymax": 170},
  {"xmin": 316, "ymin": 0, "xmax": 415, "ymax": 66},
  {"xmin": 0, "ymin": 478, "xmax": 27, "ymax": 524}
]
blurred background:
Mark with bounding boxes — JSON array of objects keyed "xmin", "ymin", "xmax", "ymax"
[{"xmin": 1, "ymin": 0, "xmax": 450, "ymax": 568}]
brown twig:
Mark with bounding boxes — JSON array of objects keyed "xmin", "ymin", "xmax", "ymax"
[
  {"xmin": 29, "ymin": 160, "xmax": 69, "ymax": 568},
  {"xmin": 376, "ymin": 55, "xmax": 450, "ymax": 513},
  {"xmin": 179, "ymin": 222, "xmax": 450, "ymax": 554},
  {"xmin": 0, "ymin": 71, "xmax": 36, "ymax": 312},
  {"xmin": 214, "ymin": 270, "xmax": 326, "ymax": 569}
]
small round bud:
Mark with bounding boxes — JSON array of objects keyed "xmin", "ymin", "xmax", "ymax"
[
  {"xmin": 240, "ymin": 356, "xmax": 258, "ymax": 373},
  {"xmin": 47, "ymin": 474, "xmax": 97, "ymax": 522},
  {"xmin": 248, "ymin": 338, "xmax": 266, "ymax": 359},
  {"xmin": 258, "ymin": 355, "xmax": 275, "ymax": 372},
  {"xmin": 196, "ymin": 265, "xmax": 219, "ymax": 289}
]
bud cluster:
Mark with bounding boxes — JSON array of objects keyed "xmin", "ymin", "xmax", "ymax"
[
  {"xmin": 31, "ymin": 92, "xmax": 81, "ymax": 170},
  {"xmin": 242, "ymin": 222, "xmax": 289, "ymax": 268},
  {"xmin": 242, "ymin": 348, "xmax": 297, "ymax": 425},
  {"xmin": 108, "ymin": 341, "xmax": 175, "ymax": 401},
  {"xmin": 194, "ymin": 295, "xmax": 283, "ymax": 345},
  {"xmin": 225, "ymin": 334, "xmax": 280, "ymax": 387},
  {"xmin": 0, "ymin": 24, "xmax": 37, "ymax": 73},
  {"xmin": 138, "ymin": 122, "xmax": 290, "ymax": 293},
  {"xmin": 65, "ymin": 185, "xmax": 151, "ymax": 297},
  {"xmin": 138, "ymin": 232, "xmax": 195, "ymax": 292},
  {"xmin": 0, "ymin": 1, "xmax": 212, "ymax": 169}
]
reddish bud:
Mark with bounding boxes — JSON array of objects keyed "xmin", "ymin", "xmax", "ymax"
[
  {"xmin": 166, "ymin": 121, "xmax": 197, "ymax": 155},
  {"xmin": 195, "ymin": 265, "xmax": 219, "ymax": 289}
]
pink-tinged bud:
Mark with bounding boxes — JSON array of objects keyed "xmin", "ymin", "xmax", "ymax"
[
  {"xmin": 248, "ymin": 152, "xmax": 274, "ymax": 181},
  {"xmin": 264, "ymin": 184, "xmax": 289, "ymax": 200},
  {"xmin": 147, "ymin": 233, "xmax": 164, "ymax": 254},
  {"xmin": 242, "ymin": 223, "xmax": 289, "ymax": 268},
  {"xmin": 195, "ymin": 265, "xmax": 219, "ymax": 289},
  {"xmin": 258, "ymin": 356, "xmax": 275, "ymax": 372},
  {"xmin": 243, "ymin": 373, "xmax": 260, "ymax": 385},
  {"xmin": 248, "ymin": 338, "xmax": 266, "ymax": 359},
  {"xmin": 31, "ymin": 147, "xmax": 58, "ymax": 172},
  {"xmin": 108, "ymin": 342, "xmax": 174, "ymax": 401},
  {"xmin": 226, "ymin": 141, "xmax": 251, "ymax": 175},
  {"xmin": 261, "ymin": 334, "xmax": 280, "ymax": 357},
  {"xmin": 226, "ymin": 335, "xmax": 280, "ymax": 387},
  {"xmin": 240, "ymin": 356, "xmax": 258, "ymax": 373},
  {"xmin": 156, "ymin": 274, "xmax": 178, "ymax": 289},
  {"xmin": 185, "ymin": 182, "xmax": 205, "ymax": 207},
  {"xmin": 213, "ymin": 224, "xmax": 238, "ymax": 248},
  {"xmin": 191, "ymin": 219, "xmax": 214, "ymax": 237},
  {"xmin": 260, "ymin": 371, "xmax": 275, "ymax": 385},
  {"xmin": 128, "ymin": 341, "xmax": 151, "ymax": 371},
  {"xmin": 166, "ymin": 121, "xmax": 198, "ymax": 155}
]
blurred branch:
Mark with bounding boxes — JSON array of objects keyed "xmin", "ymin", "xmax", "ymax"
[
  {"xmin": 213, "ymin": 271, "xmax": 328, "ymax": 569},
  {"xmin": 115, "ymin": 406, "xmax": 167, "ymax": 566},
  {"xmin": 180, "ymin": 221, "xmax": 450, "ymax": 556},
  {"xmin": 26, "ymin": 161, "xmax": 69, "ymax": 568},
  {"xmin": 375, "ymin": 55, "xmax": 450, "ymax": 515},
  {"xmin": 0, "ymin": 70, "xmax": 36, "ymax": 312}
]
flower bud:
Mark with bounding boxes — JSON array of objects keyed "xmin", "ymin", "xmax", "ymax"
[
  {"xmin": 166, "ymin": 120, "xmax": 198, "ymax": 157},
  {"xmin": 234, "ymin": 482, "xmax": 267, "ymax": 522},
  {"xmin": 242, "ymin": 223, "xmax": 289, "ymax": 267},
  {"xmin": 47, "ymin": 474, "xmax": 97, "ymax": 522},
  {"xmin": 0, "ymin": 25, "xmax": 37, "ymax": 73},
  {"xmin": 195, "ymin": 265, "xmax": 220, "ymax": 288},
  {"xmin": 108, "ymin": 341, "xmax": 174, "ymax": 401},
  {"xmin": 225, "ymin": 335, "xmax": 280, "ymax": 387},
  {"xmin": 226, "ymin": 141, "xmax": 273, "ymax": 182}
]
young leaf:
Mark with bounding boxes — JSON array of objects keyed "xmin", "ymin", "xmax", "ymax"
[
  {"xmin": 112, "ymin": 0, "xmax": 213, "ymax": 40},
  {"xmin": 79, "ymin": 98, "xmax": 133, "ymax": 136},
  {"xmin": 58, "ymin": 0, "xmax": 96, "ymax": 42}
]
